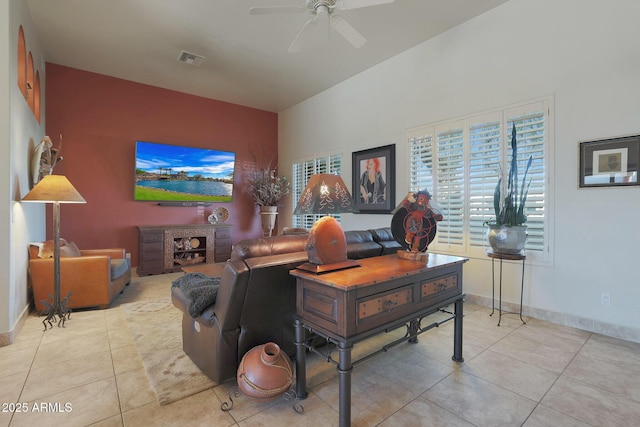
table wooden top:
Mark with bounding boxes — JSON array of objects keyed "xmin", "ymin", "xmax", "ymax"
[
  {"xmin": 181, "ymin": 262, "xmax": 226, "ymax": 277},
  {"xmin": 290, "ymin": 253, "xmax": 467, "ymax": 290}
]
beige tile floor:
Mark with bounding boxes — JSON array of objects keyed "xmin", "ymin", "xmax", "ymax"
[{"xmin": 2, "ymin": 271, "xmax": 640, "ymax": 427}]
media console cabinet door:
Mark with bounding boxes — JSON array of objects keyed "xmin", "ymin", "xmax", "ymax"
[{"xmin": 138, "ymin": 228, "xmax": 164, "ymax": 274}]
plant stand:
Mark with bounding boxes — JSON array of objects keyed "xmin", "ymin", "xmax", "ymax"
[{"xmin": 487, "ymin": 250, "xmax": 526, "ymax": 326}]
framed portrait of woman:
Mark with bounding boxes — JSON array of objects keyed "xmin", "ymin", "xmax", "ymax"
[{"xmin": 352, "ymin": 144, "xmax": 395, "ymax": 213}]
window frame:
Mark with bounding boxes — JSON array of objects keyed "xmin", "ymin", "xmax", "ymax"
[{"xmin": 406, "ymin": 97, "xmax": 554, "ymax": 266}]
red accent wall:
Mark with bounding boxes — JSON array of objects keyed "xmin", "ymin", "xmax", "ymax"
[{"xmin": 44, "ymin": 64, "xmax": 277, "ymax": 267}]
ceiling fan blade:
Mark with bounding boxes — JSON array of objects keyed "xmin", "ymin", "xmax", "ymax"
[
  {"xmin": 288, "ymin": 17, "xmax": 318, "ymax": 54},
  {"xmin": 330, "ymin": 15, "xmax": 367, "ymax": 48},
  {"xmin": 250, "ymin": 6, "xmax": 306, "ymax": 15},
  {"xmin": 338, "ymin": 0, "xmax": 394, "ymax": 10}
]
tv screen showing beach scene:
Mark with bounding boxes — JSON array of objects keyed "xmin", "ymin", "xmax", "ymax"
[{"xmin": 134, "ymin": 141, "xmax": 235, "ymax": 202}]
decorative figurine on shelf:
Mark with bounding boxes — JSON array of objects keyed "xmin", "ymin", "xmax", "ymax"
[
  {"xmin": 32, "ymin": 134, "xmax": 63, "ymax": 187},
  {"xmin": 391, "ymin": 189, "xmax": 443, "ymax": 261}
]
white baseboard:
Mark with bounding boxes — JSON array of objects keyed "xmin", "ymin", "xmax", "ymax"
[
  {"xmin": 465, "ymin": 293, "xmax": 640, "ymax": 344},
  {"xmin": 0, "ymin": 304, "xmax": 31, "ymax": 347}
]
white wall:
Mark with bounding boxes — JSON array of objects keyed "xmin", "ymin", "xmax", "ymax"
[
  {"xmin": 1, "ymin": 0, "xmax": 47, "ymax": 341},
  {"xmin": 279, "ymin": 0, "xmax": 640, "ymax": 340},
  {"xmin": 0, "ymin": 0, "xmax": 11, "ymax": 338}
]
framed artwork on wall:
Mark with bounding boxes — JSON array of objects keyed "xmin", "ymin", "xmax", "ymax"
[
  {"xmin": 352, "ymin": 144, "xmax": 395, "ymax": 213},
  {"xmin": 579, "ymin": 135, "xmax": 640, "ymax": 188}
]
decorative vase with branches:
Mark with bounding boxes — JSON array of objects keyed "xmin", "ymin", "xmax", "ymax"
[
  {"xmin": 246, "ymin": 165, "xmax": 290, "ymax": 207},
  {"xmin": 246, "ymin": 164, "xmax": 291, "ymax": 236}
]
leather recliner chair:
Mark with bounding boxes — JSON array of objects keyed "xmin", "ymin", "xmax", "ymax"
[{"xmin": 171, "ymin": 228, "xmax": 401, "ymax": 383}]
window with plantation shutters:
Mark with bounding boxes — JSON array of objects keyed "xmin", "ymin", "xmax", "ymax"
[
  {"xmin": 506, "ymin": 109, "xmax": 546, "ymax": 252},
  {"xmin": 468, "ymin": 116, "xmax": 502, "ymax": 247},
  {"xmin": 408, "ymin": 98, "xmax": 552, "ymax": 262},
  {"xmin": 408, "ymin": 124, "xmax": 466, "ymax": 249},
  {"xmin": 409, "ymin": 133, "xmax": 434, "ymax": 194},
  {"xmin": 435, "ymin": 125, "xmax": 465, "ymax": 247},
  {"xmin": 292, "ymin": 152, "xmax": 343, "ymax": 229}
]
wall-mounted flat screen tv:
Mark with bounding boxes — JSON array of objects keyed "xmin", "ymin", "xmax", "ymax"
[{"xmin": 134, "ymin": 141, "xmax": 235, "ymax": 202}]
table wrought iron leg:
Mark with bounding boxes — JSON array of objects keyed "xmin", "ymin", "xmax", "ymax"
[
  {"xmin": 520, "ymin": 258, "xmax": 526, "ymax": 324},
  {"xmin": 408, "ymin": 318, "xmax": 419, "ymax": 343},
  {"xmin": 490, "ymin": 258, "xmax": 495, "ymax": 316},
  {"xmin": 337, "ymin": 341, "xmax": 353, "ymax": 427},
  {"xmin": 453, "ymin": 297, "xmax": 464, "ymax": 362},
  {"xmin": 498, "ymin": 259, "xmax": 503, "ymax": 326},
  {"xmin": 294, "ymin": 319, "xmax": 308, "ymax": 399}
]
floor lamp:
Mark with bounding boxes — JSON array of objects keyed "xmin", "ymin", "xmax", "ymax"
[{"xmin": 23, "ymin": 175, "xmax": 86, "ymax": 327}]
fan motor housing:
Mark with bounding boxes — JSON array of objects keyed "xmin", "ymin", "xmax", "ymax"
[{"xmin": 307, "ymin": 0, "xmax": 337, "ymax": 10}]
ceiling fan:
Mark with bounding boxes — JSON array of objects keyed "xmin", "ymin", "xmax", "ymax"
[{"xmin": 250, "ymin": 0, "xmax": 395, "ymax": 53}]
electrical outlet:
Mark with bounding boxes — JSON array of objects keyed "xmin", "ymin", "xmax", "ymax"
[{"xmin": 601, "ymin": 293, "xmax": 611, "ymax": 306}]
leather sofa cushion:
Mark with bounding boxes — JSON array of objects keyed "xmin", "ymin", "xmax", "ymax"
[
  {"xmin": 282, "ymin": 227, "xmax": 308, "ymax": 235},
  {"xmin": 110, "ymin": 258, "xmax": 130, "ymax": 279},
  {"xmin": 345, "ymin": 230, "xmax": 382, "ymax": 259},
  {"xmin": 231, "ymin": 234, "xmax": 308, "ymax": 260},
  {"xmin": 370, "ymin": 227, "xmax": 394, "ymax": 242},
  {"xmin": 370, "ymin": 227, "xmax": 403, "ymax": 254}
]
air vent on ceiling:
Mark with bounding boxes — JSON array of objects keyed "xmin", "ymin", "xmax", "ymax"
[{"xmin": 177, "ymin": 50, "xmax": 205, "ymax": 66}]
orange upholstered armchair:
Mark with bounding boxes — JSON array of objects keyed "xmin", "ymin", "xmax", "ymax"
[{"xmin": 28, "ymin": 239, "xmax": 131, "ymax": 312}]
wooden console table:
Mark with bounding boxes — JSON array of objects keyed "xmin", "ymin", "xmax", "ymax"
[{"xmin": 291, "ymin": 253, "xmax": 468, "ymax": 427}]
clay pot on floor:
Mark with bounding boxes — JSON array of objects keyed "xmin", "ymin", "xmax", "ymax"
[{"xmin": 237, "ymin": 342, "xmax": 293, "ymax": 400}]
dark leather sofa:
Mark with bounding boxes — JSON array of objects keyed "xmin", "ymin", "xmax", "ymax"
[{"xmin": 171, "ymin": 227, "xmax": 401, "ymax": 383}]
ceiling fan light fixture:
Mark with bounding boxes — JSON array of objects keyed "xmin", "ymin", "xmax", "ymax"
[{"xmin": 252, "ymin": 0, "xmax": 394, "ymax": 52}]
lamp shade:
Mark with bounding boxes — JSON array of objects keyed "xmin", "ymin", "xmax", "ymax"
[
  {"xmin": 293, "ymin": 174, "xmax": 358, "ymax": 215},
  {"xmin": 22, "ymin": 175, "xmax": 86, "ymax": 203}
]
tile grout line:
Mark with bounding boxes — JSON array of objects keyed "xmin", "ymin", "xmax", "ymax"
[
  {"xmin": 9, "ymin": 325, "xmax": 46, "ymax": 427},
  {"xmin": 520, "ymin": 330, "xmax": 594, "ymax": 427},
  {"xmin": 105, "ymin": 307, "xmax": 126, "ymax": 426}
]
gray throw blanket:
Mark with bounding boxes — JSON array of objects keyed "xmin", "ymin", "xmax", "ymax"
[{"xmin": 172, "ymin": 273, "xmax": 220, "ymax": 318}]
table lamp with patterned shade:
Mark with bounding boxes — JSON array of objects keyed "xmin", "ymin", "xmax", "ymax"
[
  {"xmin": 22, "ymin": 174, "xmax": 86, "ymax": 327},
  {"xmin": 293, "ymin": 174, "xmax": 359, "ymax": 273}
]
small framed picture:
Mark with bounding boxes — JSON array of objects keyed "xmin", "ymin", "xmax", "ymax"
[
  {"xmin": 352, "ymin": 144, "xmax": 395, "ymax": 213},
  {"xmin": 579, "ymin": 135, "xmax": 640, "ymax": 188}
]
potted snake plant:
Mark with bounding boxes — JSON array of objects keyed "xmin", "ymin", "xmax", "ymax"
[{"xmin": 487, "ymin": 123, "xmax": 533, "ymax": 254}]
